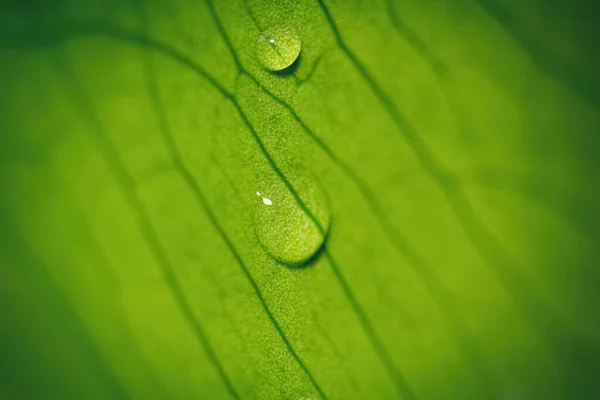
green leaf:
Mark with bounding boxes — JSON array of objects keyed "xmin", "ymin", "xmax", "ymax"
[{"xmin": 1, "ymin": 0, "xmax": 600, "ymax": 399}]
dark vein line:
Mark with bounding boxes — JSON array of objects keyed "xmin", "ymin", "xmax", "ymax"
[
  {"xmin": 248, "ymin": 73, "xmax": 500, "ymax": 396},
  {"xmin": 314, "ymin": 0, "xmax": 456, "ymax": 189},
  {"xmin": 63, "ymin": 203, "xmax": 173, "ymax": 398},
  {"xmin": 212, "ymin": 152, "xmax": 365, "ymax": 396},
  {"xmin": 309, "ymin": 308, "xmax": 363, "ymax": 394},
  {"xmin": 140, "ymin": 39, "xmax": 329, "ymax": 400},
  {"xmin": 201, "ymin": 2, "xmax": 418, "ymax": 397},
  {"xmin": 445, "ymin": 191, "xmax": 600, "ymax": 396},
  {"xmin": 233, "ymin": 99, "xmax": 329, "ymax": 235},
  {"xmin": 237, "ymin": 0, "xmax": 312, "ymax": 85},
  {"xmin": 323, "ymin": 250, "xmax": 418, "ymax": 400},
  {"xmin": 168, "ymin": 0, "xmax": 332, "ymax": 248},
  {"xmin": 474, "ymin": 0, "xmax": 600, "ymax": 108},
  {"xmin": 48, "ymin": 18, "xmax": 326, "ymax": 244},
  {"xmin": 7, "ymin": 6, "xmax": 600, "ymax": 397},
  {"xmin": 465, "ymin": 167, "xmax": 600, "ymax": 242},
  {"xmin": 44, "ymin": 10, "xmax": 594, "ymax": 396},
  {"xmin": 48, "ymin": 19, "xmax": 235, "ymax": 98},
  {"xmin": 41, "ymin": 11, "xmax": 580, "ymax": 396},
  {"xmin": 131, "ymin": 3, "xmax": 253, "ymax": 392},
  {"xmin": 48, "ymin": 49, "xmax": 241, "ymax": 400},
  {"xmin": 135, "ymin": 160, "xmax": 175, "ymax": 184},
  {"xmin": 210, "ymin": 148, "xmax": 392, "ymax": 398},
  {"xmin": 184, "ymin": 247, "xmax": 261, "ymax": 385},
  {"xmin": 309, "ymin": 0, "xmax": 506, "ymax": 307},
  {"xmin": 202, "ymin": 0, "xmax": 327, "ymax": 239},
  {"xmin": 204, "ymin": 0, "xmax": 244, "ymax": 72},
  {"xmin": 384, "ymin": 0, "xmax": 447, "ymax": 76},
  {"xmin": 202, "ymin": 2, "xmax": 329, "ymax": 244},
  {"xmin": 241, "ymin": 0, "xmax": 265, "ymax": 33},
  {"xmin": 314, "ymin": 0, "xmax": 600, "ymax": 392},
  {"xmin": 295, "ymin": 52, "xmax": 327, "ymax": 87},
  {"xmin": 31, "ymin": 17, "xmax": 329, "ymax": 398},
  {"xmin": 385, "ymin": 0, "xmax": 474, "ymax": 142},
  {"xmin": 208, "ymin": 153, "xmax": 246, "ymax": 205}
]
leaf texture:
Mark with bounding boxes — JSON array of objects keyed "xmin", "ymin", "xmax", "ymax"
[{"xmin": 1, "ymin": 0, "xmax": 600, "ymax": 399}]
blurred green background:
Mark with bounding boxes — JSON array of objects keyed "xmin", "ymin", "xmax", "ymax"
[{"xmin": 1, "ymin": 0, "xmax": 599, "ymax": 399}]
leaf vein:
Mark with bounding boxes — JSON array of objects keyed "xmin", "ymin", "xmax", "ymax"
[{"xmin": 50, "ymin": 48, "xmax": 242, "ymax": 400}]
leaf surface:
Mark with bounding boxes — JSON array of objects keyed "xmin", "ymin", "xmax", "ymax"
[{"xmin": 1, "ymin": 0, "xmax": 600, "ymax": 399}]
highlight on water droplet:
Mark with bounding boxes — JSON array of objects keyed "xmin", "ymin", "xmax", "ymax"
[
  {"xmin": 256, "ymin": 191, "xmax": 273, "ymax": 206},
  {"xmin": 255, "ymin": 26, "xmax": 301, "ymax": 71},
  {"xmin": 253, "ymin": 170, "xmax": 330, "ymax": 267}
]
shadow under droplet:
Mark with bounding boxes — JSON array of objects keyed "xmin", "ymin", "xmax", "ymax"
[
  {"xmin": 285, "ymin": 233, "xmax": 329, "ymax": 270},
  {"xmin": 271, "ymin": 52, "xmax": 302, "ymax": 77}
]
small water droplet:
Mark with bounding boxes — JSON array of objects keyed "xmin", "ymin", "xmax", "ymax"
[
  {"xmin": 253, "ymin": 171, "xmax": 330, "ymax": 267},
  {"xmin": 255, "ymin": 26, "xmax": 301, "ymax": 71}
]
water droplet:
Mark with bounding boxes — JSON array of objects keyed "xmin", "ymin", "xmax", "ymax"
[
  {"xmin": 257, "ymin": 191, "xmax": 273, "ymax": 206},
  {"xmin": 255, "ymin": 26, "xmax": 301, "ymax": 71},
  {"xmin": 253, "ymin": 171, "xmax": 330, "ymax": 267}
]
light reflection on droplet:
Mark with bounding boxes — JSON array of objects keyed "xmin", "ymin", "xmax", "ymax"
[
  {"xmin": 253, "ymin": 172, "xmax": 330, "ymax": 267},
  {"xmin": 255, "ymin": 26, "xmax": 302, "ymax": 71},
  {"xmin": 256, "ymin": 191, "xmax": 273, "ymax": 206}
]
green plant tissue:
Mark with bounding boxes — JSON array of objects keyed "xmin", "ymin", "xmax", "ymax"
[{"xmin": 1, "ymin": 0, "xmax": 599, "ymax": 399}]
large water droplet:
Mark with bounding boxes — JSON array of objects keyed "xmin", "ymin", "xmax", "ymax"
[
  {"xmin": 253, "ymin": 171, "xmax": 330, "ymax": 267},
  {"xmin": 255, "ymin": 26, "xmax": 301, "ymax": 71}
]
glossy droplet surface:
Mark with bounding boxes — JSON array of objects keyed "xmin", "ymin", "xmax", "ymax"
[
  {"xmin": 255, "ymin": 27, "xmax": 301, "ymax": 71},
  {"xmin": 253, "ymin": 172, "xmax": 330, "ymax": 267}
]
